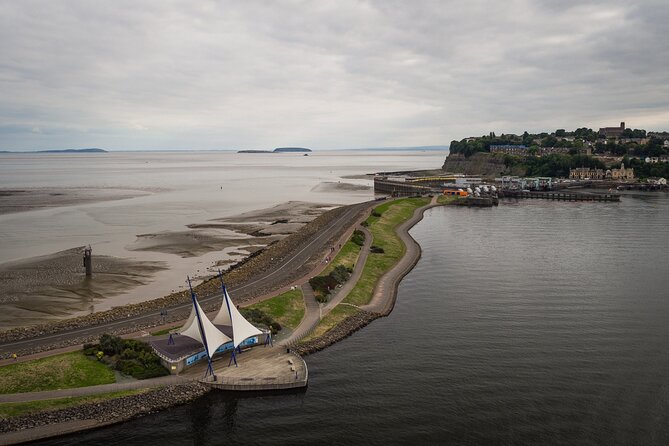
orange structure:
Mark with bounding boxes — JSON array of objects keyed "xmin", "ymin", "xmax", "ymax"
[{"xmin": 443, "ymin": 188, "xmax": 468, "ymax": 197}]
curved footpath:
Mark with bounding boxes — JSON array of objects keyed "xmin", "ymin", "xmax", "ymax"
[
  {"xmin": 362, "ymin": 195, "xmax": 439, "ymax": 314},
  {"xmin": 296, "ymin": 195, "xmax": 440, "ymax": 355},
  {"xmin": 281, "ymin": 226, "xmax": 373, "ymax": 346}
]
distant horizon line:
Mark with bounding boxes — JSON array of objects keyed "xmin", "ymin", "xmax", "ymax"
[{"xmin": 0, "ymin": 145, "xmax": 450, "ymax": 153}]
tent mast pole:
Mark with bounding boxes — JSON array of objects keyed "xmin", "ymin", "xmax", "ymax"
[
  {"xmin": 219, "ymin": 270, "xmax": 238, "ymax": 367},
  {"xmin": 188, "ymin": 276, "xmax": 215, "ymax": 379}
]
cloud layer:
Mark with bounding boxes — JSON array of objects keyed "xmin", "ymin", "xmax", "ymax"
[{"xmin": 1, "ymin": 0, "xmax": 668, "ymax": 150}]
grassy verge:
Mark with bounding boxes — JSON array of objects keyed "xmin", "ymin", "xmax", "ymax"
[
  {"xmin": 300, "ymin": 305, "xmax": 360, "ymax": 343},
  {"xmin": 437, "ymin": 194, "xmax": 458, "ymax": 205},
  {"xmin": 246, "ymin": 289, "xmax": 305, "ymax": 330},
  {"xmin": 321, "ymin": 238, "xmax": 363, "ymax": 276},
  {"xmin": 151, "ymin": 326, "xmax": 178, "ymax": 336},
  {"xmin": 344, "ymin": 197, "xmax": 429, "ymax": 306},
  {"xmin": 0, "ymin": 388, "xmax": 149, "ymax": 419},
  {"xmin": 0, "ymin": 351, "xmax": 116, "ymax": 394}
]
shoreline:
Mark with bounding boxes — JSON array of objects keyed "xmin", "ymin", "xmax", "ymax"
[
  {"xmin": 294, "ymin": 197, "xmax": 440, "ymax": 356},
  {"xmin": 0, "ymin": 198, "xmax": 442, "ymax": 444}
]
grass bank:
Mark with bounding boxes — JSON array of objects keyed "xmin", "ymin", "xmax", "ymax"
[
  {"xmin": 0, "ymin": 351, "xmax": 116, "ymax": 394},
  {"xmin": 344, "ymin": 197, "xmax": 429, "ymax": 306},
  {"xmin": 0, "ymin": 388, "xmax": 148, "ymax": 419},
  {"xmin": 246, "ymin": 288, "xmax": 305, "ymax": 330},
  {"xmin": 300, "ymin": 197, "xmax": 429, "ymax": 344}
]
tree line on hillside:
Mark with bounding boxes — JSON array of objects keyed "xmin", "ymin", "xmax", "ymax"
[{"xmin": 449, "ymin": 128, "xmax": 668, "ymax": 158}]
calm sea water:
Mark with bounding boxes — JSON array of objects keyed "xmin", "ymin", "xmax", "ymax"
[{"xmin": 37, "ymin": 193, "xmax": 669, "ymax": 445}]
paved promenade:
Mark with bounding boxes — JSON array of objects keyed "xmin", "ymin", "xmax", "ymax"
[{"xmin": 0, "ymin": 375, "xmax": 189, "ymax": 404}]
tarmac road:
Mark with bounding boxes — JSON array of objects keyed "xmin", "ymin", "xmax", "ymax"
[{"xmin": 0, "ymin": 200, "xmax": 377, "ymax": 356}]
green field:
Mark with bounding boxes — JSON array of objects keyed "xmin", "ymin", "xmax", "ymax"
[
  {"xmin": 0, "ymin": 351, "xmax": 116, "ymax": 394},
  {"xmin": 0, "ymin": 388, "xmax": 148, "ymax": 419},
  {"xmin": 246, "ymin": 288, "xmax": 305, "ymax": 330},
  {"xmin": 344, "ymin": 197, "xmax": 429, "ymax": 306}
]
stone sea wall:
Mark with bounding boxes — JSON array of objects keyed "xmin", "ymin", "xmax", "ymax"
[{"xmin": 0, "ymin": 383, "xmax": 209, "ymax": 434}]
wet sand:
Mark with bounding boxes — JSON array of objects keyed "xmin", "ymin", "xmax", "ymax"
[
  {"xmin": 128, "ymin": 201, "xmax": 332, "ymax": 257},
  {"xmin": 0, "ymin": 187, "xmax": 151, "ymax": 215},
  {"xmin": 0, "ymin": 201, "xmax": 332, "ymax": 328},
  {"xmin": 0, "ymin": 248, "xmax": 167, "ymax": 328},
  {"xmin": 310, "ymin": 181, "xmax": 372, "ymax": 193}
]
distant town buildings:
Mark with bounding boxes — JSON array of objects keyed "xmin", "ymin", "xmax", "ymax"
[
  {"xmin": 568, "ymin": 163, "xmax": 635, "ymax": 181},
  {"xmin": 569, "ymin": 167, "xmax": 605, "ymax": 180},
  {"xmin": 608, "ymin": 163, "xmax": 635, "ymax": 181},
  {"xmin": 489, "ymin": 145, "xmax": 527, "ymax": 155},
  {"xmin": 489, "ymin": 145, "xmax": 571, "ymax": 156},
  {"xmin": 599, "ymin": 122, "xmax": 626, "ymax": 138}
]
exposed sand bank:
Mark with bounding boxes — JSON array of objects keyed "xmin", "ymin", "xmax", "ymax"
[
  {"xmin": 310, "ymin": 181, "xmax": 372, "ymax": 193},
  {"xmin": 0, "ymin": 187, "xmax": 152, "ymax": 215},
  {"xmin": 0, "ymin": 201, "xmax": 333, "ymax": 329},
  {"xmin": 0, "ymin": 248, "xmax": 167, "ymax": 329}
]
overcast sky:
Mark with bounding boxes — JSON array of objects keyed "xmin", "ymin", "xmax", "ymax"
[{"xmin": 1, "ymin": 1, "xmax": 668, "ymax": 151}]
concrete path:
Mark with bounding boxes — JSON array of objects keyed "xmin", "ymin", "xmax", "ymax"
[
  {"xmin": 322, "ymin": 226, "xmax": 372, "ymax": 313},
  {"xmin": 280, "ymin": 283, "xmax": 321, "ymax": 345},
  {"xmin": 0, "ymin": 375, "xmax": 189, "ymax": 403},
  {"xmin": 281, "ymin": 226, "xmax": 373, "ymax": 345},
  {"xmin": 362, "ymin": 196, "xmax": 438, "ymax": 314}
]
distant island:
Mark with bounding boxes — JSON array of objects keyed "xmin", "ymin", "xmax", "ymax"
[
  {"xmin": 0, "ymin": 148, "xmax": 107, "ymax": 154},
  {"xmin": 273, "ymin": 147, "xmax": 311, "ymax": 153},
  {"xmin": 238, "ymin": 147, "xmax": 312, "ymax": 154}
]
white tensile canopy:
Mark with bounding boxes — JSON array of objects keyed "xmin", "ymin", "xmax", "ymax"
[
  {"xmin": 212, "ymin": 286, "xmax": 263, "ymax": 349},
  {"xmin": 181, "ymin": 297, "xmax": 232, "ymax": 358}
]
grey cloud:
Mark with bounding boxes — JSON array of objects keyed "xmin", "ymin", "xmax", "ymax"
[{"xmin": 0, "ymin": 0, "xmax": 668, "ymax": 150}]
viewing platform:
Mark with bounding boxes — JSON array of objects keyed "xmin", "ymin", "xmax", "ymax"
[{"xmin": 185, "ymin": 346, "xmax": 308, "ymax": 391}]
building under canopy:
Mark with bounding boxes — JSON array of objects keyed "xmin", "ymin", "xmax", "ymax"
[{"xmin": 150, "ymin": 279, "xmax": 270, "ymax": 375}]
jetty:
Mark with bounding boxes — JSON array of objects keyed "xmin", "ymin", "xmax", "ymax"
[{"xmin": 501, "ymin": 190, "xmax": 620, "ymax": 202}]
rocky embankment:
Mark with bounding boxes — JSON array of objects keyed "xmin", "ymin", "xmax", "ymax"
[
  {"xmin": 0, "ymin": 203, "xmax": 370, "ymax": 357},
  {"xmin": 442, "ymin": 152, "xmax": 525, "ymax": 176},
  {"xmin": 293, "ymin": 310, "xmax": 380, "ymax": 356},
  {"xmin": 0, "ymin": 383, "xmax": 209, "ymax": 435}
]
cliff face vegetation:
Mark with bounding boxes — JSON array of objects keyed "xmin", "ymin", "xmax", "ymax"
[{"xmin": 442, "ymin": 153, "xmax": 526, "ymax": 177}]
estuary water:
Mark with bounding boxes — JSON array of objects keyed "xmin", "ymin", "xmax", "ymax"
[{"xmin": 37, "ymin": 192, "xmax": 669, "ymax": 445}]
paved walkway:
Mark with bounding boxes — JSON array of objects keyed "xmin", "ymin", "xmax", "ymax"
[
  {"xmin": 281, "ymin": 225, "xmax": 373, "ymax": 345},
  {"xmin": 362, "ymin": 196, "xmax": 438, "ymax": 314},
  {"xmin": 280, "ymin": 283, "xmax": 321, "ymax": 345},
  {"xmin": 0, "ymin": 375, "xmax": 189, "ymax": 403}
]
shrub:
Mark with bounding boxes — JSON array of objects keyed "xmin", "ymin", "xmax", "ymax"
[
  {"xmin": 370, "ymin": 245, "xmax": 385, "ymax": 254},
  {"xmin": 351, "ymin": 229, "xmax": 365, "ymax": 246},
  {"xmin": 86, "ymin": 334, "xmax": 169, "ymax": 379},
  {"xmin": 360, "ymin": 221, "xmax": 369, "ymax": 227},
  {"xmin": 240, "ymin": 308, "xmax": 282, "ymax": 335},
  {"xmin": 371, "ymin": 210, "xmax": 382, "ymax": 217}
]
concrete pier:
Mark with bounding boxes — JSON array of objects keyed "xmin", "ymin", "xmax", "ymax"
[{"xmin": 188, "ymin": 346, "xmax": 308, "ymax": 391}]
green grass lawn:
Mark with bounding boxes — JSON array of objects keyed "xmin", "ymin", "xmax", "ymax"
[
  {"xmin": 246, "ymin": 289, "xmax": 305, "ymax": 330},
  {"xmin": 437, "ymin": 194, "xmax": 457, "ymax": 205},
  {"xmin": 321, "ymin": 238, "xmax": 363, "ymax": 276},
  {"xmin": 0, "ymin": 351, "xmax": 116, "ymax": 394},
  {"xmin": 344, "ymin": 197, "xmax": 429, "ymax": 306},
  {"xmin": 0, "ymin": 388, "xmax": 148, "ymax": 419},
  {"xmin": 300, "ymin": 304, "xmax": 360, "ymax": 343}
]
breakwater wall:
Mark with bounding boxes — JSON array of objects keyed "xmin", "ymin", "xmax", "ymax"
[
  {"xmin": 501, "ymin": 190, "xmax": 620, "ymax": 202},
  {"xmin": 373, "ymin": 178, "xmax": 431, "ymax": 196}
]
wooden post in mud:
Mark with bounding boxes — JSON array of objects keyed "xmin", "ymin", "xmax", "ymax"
[{"xmin": 83, "ymin": 246, "xmax": 92, "ymax": 276}]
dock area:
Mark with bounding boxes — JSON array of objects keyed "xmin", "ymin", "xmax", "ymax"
[
  {"xmin": 184, "ymin": 346, "xmax": 308, "ymax": 391},
  {"xmin": 501, "ymin": 190, "xmax": 620, "ymax": 202}
]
